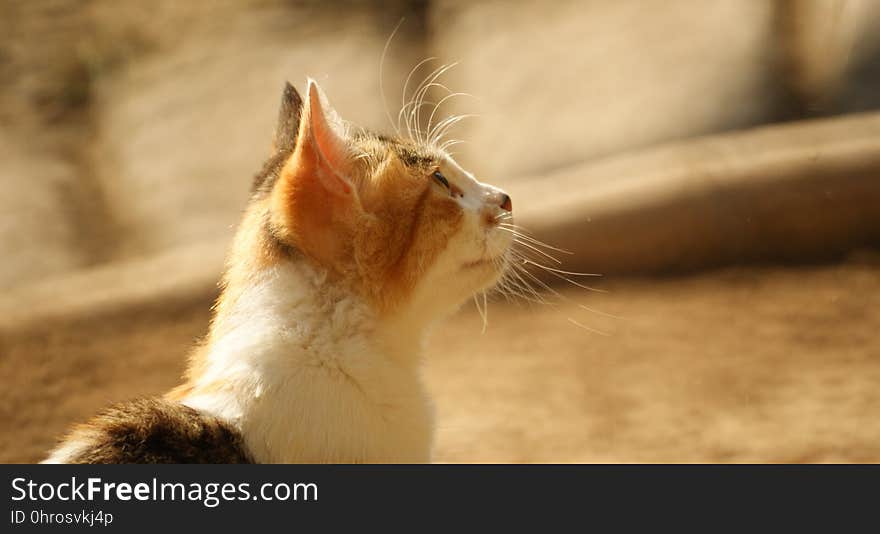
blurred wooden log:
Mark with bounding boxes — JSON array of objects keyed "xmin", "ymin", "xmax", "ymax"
[
  {"xmin": 510, "ymin": 111, "xmax": 880, "ymax": 276},
  {"xmin": 0, "ymin": 240, "xmax": 222, "ymax": 332}
]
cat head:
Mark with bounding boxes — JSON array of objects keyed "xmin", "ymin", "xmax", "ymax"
[{"xmin": 251, "ymin": 80, "xmax": 512, "ymax": 319}]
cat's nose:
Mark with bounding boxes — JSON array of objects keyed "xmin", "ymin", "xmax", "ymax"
[
  {"xmin": 499, "ymin": 193, "xmax": 512, "ymax": 212},
  {"xmin": 484, "ymin": 186, "xmax": 512, "ymax": 215}
]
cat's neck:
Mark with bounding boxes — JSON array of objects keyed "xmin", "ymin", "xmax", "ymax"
[
  {"xmin": 175, "ymin": 256, "xmax": 435, "ymax": 463},
  {"xmin": 225, "ymin": 257, "xmax": 429, "ymax": 355}
]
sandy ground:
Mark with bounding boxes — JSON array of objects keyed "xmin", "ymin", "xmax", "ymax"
[
  {"xmin": 430, "ymin": 258, "xmax": 880, "ymax": 463},
  {"xmin": 2, "ymin": 257, "xmax": 878, "ymax": 464}
]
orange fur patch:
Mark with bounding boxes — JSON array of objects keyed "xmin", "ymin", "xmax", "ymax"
[{"xmin": 353, "ymin": 155, "xmax": 462, "ymax": 310}]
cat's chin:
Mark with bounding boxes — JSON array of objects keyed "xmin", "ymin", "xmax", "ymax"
[
  {"xmin": 460, "ymin": 256, "xmax": 504, "ymax": 287},
  {"xmin": 463, "ymin": 256, "xmax": 507, "ymax": 293}
]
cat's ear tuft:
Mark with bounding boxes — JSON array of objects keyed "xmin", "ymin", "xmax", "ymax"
[{"xmin": 271, "ymin": 81, "xmax": 304, "ymax": 155}]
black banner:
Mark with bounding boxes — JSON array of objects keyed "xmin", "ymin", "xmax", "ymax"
[{"xmin": 2, "ymin": 465, "xmax": 876, "ymax": 531}]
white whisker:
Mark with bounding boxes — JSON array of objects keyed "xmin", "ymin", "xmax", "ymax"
[
  {"xmin": 427, "ymin": 92, "xmax": 473, "ymax": 145},
  {"xmin": 439, "ymin": 139, "xmax": 464, "ymax": 152},
  {"xmin": 512, "ymin": 238, "xmax": 562, "ymax": 264},
  {"xmin": 408, "ymin": 63, "xmax": 458, "ymax": 142},
  {"xmin": 566, "ymin": 317, "xmax": 611, "ymax": 336},
  {"xmin": 518, "ymin": 259, "xmax": 603, "ymax": 278},
  {"xmin": 510, "ymin": 260, "xmax": 566, "ymax": 302},
  {"xmin": 528, "ymin": 264, "xmax": 607, "ymax": 293},
  {"xmin": 473, "ymin": 292, "xmax": 488, "ymax": 333},
  {"xmin": 429, "ymin": 113, "xmax": 477, "ymax": 146},
  {"xmin": 578, "ymin": 304, "xmax": 626, "ymax": 320},
  {"xmin": 379, "ymin": 18, "xmax": 404, "ymax": 136},
  {"xmin": 496, "ymin": 225, "xmax": 574, "ymax": 255},
  {"xmin": 399, "ymin": 57, "xmax": 437, "ymax": 140},
  {"xmin": 504, "ymin": 260, "xmax": 548, "ymax": 304}
]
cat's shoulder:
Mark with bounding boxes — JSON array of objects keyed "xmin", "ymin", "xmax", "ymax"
[{"xmin": 43, "ymin": 397, "xmax": 252, "ymax": 464}]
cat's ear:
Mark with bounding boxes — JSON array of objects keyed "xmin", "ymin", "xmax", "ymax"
[
  {"xmin": 271, "ymin": 80, "xmax": 359, "ymax": 267},
  {"xmin": 293, "ymin": 79, "xmax": 355, "ymax": 197},
  {"xmin": 271, "ymin": 81, "xmax": 304, "ymax": 155}
]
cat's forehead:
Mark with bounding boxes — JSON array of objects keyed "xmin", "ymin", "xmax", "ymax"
[{"xmin": 353, "ymin": 131, "xmax": 443, "ymax": 170}]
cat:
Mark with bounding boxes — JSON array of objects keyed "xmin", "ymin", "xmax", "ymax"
[{"xmin": 43, "ymin": 79, "xmax": 513, "ymax": 463}]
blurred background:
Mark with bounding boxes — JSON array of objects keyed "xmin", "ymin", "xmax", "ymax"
[{"xmin": 1, "ymin": 0, "xmax": 879, "ymax": 463}]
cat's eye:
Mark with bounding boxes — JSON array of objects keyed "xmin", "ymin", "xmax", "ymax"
[{"xmin": 433, "ymin": 170, "xmax": 450, "ymax": 190}]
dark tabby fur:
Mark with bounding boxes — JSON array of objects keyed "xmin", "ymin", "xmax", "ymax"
[
  {"xmin": 252, "ymin": 81, "xmax": 303, "ymax": 195},
  {"xmin": 55, "ymin": 398, "xmax": 253, "ymax": 464},
  {"xmin": 367, "ymin": 133, "xmax": 436, "ymax": 169}
]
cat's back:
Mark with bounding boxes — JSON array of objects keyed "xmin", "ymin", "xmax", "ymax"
[{"xmin": 43, "ymin": 398, "xmax": 252, "ymax": 464}]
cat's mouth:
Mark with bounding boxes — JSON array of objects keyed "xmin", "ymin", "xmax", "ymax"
[
  {"xmin": 462, "ymin": 251, "xmax": 507, "ymax": 271},
  {"xmin": 462, "ymin": 258, "xmax": 494, "ymax": 269}
]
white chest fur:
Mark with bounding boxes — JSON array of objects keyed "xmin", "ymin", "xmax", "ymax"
[{"xmin": 181, "ymin": 263, "xmax": 434, "ymax": 463}]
